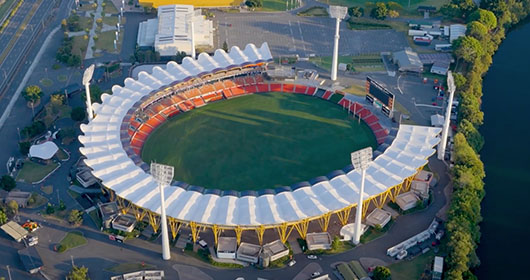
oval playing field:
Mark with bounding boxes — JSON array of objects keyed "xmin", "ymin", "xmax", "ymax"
[{"xmin": 141, "ymin": 91, "xmax": 377, "ymax": 191}]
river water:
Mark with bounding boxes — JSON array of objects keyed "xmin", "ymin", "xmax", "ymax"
[{"xmin": 476, "ymin": 21, "xmax": 530, "ymax": 279}]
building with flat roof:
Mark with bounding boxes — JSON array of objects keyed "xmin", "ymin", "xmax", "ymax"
[
  {"xmin": 414, "ymin": 170, "xmax": 434, "ymax": 183},
  {"xmin": 217, "ymin": 237, "xmax": 237, "ymax": 259},
  {"xmin": 112, "ymin": 215, "xmax": 137, "ymax": 232},
  {"xmin": 433, "ymin": 256, "xmax": 444, "ymax": 280},
  {"xmin": 137, "ymin": 4, "xmax": 213, "ymax": 56},
  {"xmin": 4, "ymin": 191, "xmax": 31, "ymax": 207},
  {"xmin": 365, "ymin": 208, "xmax": 392, "ymax": 228},
  {"xmin": 236, "ymin": 242, "xmax": 261, "ymax": 264},
  {"xmin": 261, "ymin": 239, "xmax": 289, "ymax": 262},
  {"xmin": 99, "ymin": 201, "xmax": 119, "ymax": 228},
  {"xmin": 1, "ymin": 221, "xmax": 28, "ymax": 242},
  {"xmin": 306, "ymin": 232, "xmax": 332, "ymax": 251},
  {"xmin": 396, "ymin": 192, "xmax": 420, "ymax": 211},
  {"xmin": 411, "ymin": 180, "xmax": 430, "ymax": 200},
  {"xmin": 392, "ymin": 49, "xmax": 423, "ymax": 73},
  {"xmin": 18, "ymin": 247, "xmax": 43, "ymax": 274}
]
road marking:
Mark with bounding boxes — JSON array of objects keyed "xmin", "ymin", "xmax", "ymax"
[
  {"xmin": 297, "ymin": 20, "xmax": 306, "ymax": 57},
  {"xmin": 288, "ymin": 20, "xmax": 296, "ymax": 51}
]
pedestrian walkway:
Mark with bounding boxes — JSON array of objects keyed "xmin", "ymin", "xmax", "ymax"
[{"xmin": 85, "ymin": 0, "xmax": 103, "ymax": 59}]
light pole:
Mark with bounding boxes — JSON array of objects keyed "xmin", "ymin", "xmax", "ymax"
[
  {"xmin": 151, "ymin": 162, "xmax": 173, "ymax": 260},
  {"xmin": 328, "ymin": 5, "xmax": 347, "ymax": 81},
  {"xmin": 82, "ymin": 64, "xmax": 95, "ymax": 121},
  {"xmin": 351, "ymin": 147, "xmax": 373, "ymax": 245},
  {"xmin": 438, "ymin": 71, "xmax": 455, "ymax": 160}
]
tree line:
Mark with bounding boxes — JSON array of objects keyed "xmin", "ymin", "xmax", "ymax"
[{"xmin": 442, "ymin": 1, "xmax": 530, "ymax": 279}]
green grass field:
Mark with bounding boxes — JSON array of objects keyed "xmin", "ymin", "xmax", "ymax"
[{"xmin": 142, "ymin": 92, "xmax": 377, "ymax": 190}]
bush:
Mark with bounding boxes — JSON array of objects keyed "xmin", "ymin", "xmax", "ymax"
[
  {"xmin": 71, "ymin": 107, "xmax": 86, "ymax": 122},
  {"xmin": 373, "ymin": 266, "xmax": 391, "ymax": 280},
  {"xmin": 348, "ymin": 6, "xmax": 364, "ymax": 17},
  {"xmin": 370, "ymin": 2, "xmax": 388, "ymax": 20},
  {"xmin": 21, "ymin": 121, "xmax": 46, "ymax": 139},
  {"xmin": 19, "ymin": 141, "xmax": 31, "ymax": 154},
  {"xmin": 0, "ymin": 209, "xmax": 7, "ymax": 225},
  {"xmin": 0, "ymin": 175, "xmax": 16, "ymax": 191},
  {"xmin": 23, "ymin": 85, "xmax": 43, "ymax": 103},
  {"xmin": 68, "ymin": 209, "xmax": 84, "ymax": 225},
  {"xmin": 46, "ymin": 203, "xmax": 55, "ymax": 214}
]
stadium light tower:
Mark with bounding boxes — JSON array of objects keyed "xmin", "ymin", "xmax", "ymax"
[
  {"xmin": 351, "ymin": 147, "xmax": 373, "ymax": 245},
  {"xmin": 82, "ymin": 64, "xmax": 95, "ymax": 121},
  {"xmin": 151, "ymin": 162, "xmax": 173, "ymax": 260},
  {"xmin": 438, "ymin": 71, "xmax": 456, "ymax": 160},
  {"xmin": 328, "ymin": 5, "xmax": 348, "ymax": 81}
]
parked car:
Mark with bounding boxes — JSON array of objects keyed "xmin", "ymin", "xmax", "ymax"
[
  {"xmin": 288, "ymin": 260, "xmax": 296, "ymax": 267},
  {"xmin": 396, "ymin": 250, "xmax": 408, "ymax": 260},
  {"xmin": 26, "ymin": 236, "xmax": 38, "ymax": 246},
  {"xmin": 311, "ymin": 271, "xmax": 321, "ymax": 278},
  {"xmin": 307, "ymin": 255, "xmax": 317, "ymax": 260}
]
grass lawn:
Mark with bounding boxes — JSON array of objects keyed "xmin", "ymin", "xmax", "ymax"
[
  {"xmin": 78, "ymin": 16, "xmax": 93, "ymax": 30},
  {"xmin": 389, "ymin": 249, "xmax": 436, "ymax": 280},
  {"xmin": 56, "ymin": 148, "xmax": 69, "ymax": 161},
  {"xmin": 105, "ymin": 263, "xmax": 156, "ymax": 274},
  {"xmin": 103, "ymin": 0, "xmax": 118, "ymax": 14},
  {"xmin": 309, "ymin": 56, "xmax": 354, "ymax": 72},
  {"xmin": 361, "ymin": 219, "xmax": 394, "ymax": 243},
  {"xmin": 36, "ymin": 102, "xmax": 72, "ymax": 127},
  {"xmin": 27, "ymin": 192, "xmax": 48, "ymax": 209},
  {"xmin": 58, "ymin": 231, "xmax": 87, "ymax": 252},
  {"xmin": 72, "ymin": 35, "xmax": 89, "ymax": 59},
  {"xmin": 94, "ymin": 30, "xmax": 123, "ymax": 53},
  {"xmin": 297, "ymin": 6, "xmax": 329, "ymax": 17},
  {"xmin": 343, "ymin": 83, "xmax": 366, "ymax": 96},
  {"xmin": 102, "ymin": 15, "xmax": 118, "ymax": 26},
  {"xmin": 257, "ymin": 0, "xmax": 289, "ymax": 11},
  {"xmin": 322, "ymin": 0, "xmax": 448, "ymax": 11},
  {"xmin": 57, "ymin": 74, "xmax": 68, "ymax": 82},
  {"xmin": 39, "ymin": 78, "xmax": 53, "ymax": 87},
  {"xmin": 16, "ymin": 160, "xmax": 59, "ymax": 183},
  {"xmin": 142, "ymin": 92, "xmax": 377, "ymax": 190}
]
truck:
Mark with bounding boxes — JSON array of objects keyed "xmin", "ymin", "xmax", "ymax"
[
  {"xmin": 413, "ymin": 35, "xmax": 433, "ymax": 45},
  {"xmin": 408, "ymin": 29, "xmax": 428, "ymax": 36}
]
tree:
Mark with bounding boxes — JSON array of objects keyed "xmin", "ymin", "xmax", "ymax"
[
  {"xmin": 245, "ymin": 0, "xmax": 262, "ymax": 8},
  {"xmin": 71, "ymin": 107, "xmax": 86, "ymax": 122},
  {"xmin": 440, "ymin": 3, "xmax": 462, "ymax": 19},
  {"xmin": 19, "ymin": 141, "xmax": 31, "ymax": 155},
  {"xmin": 23, "ymin": 85, "xmax": 43, "ymax": 104},
  {"xmin": 373, "ymin": 266, "xmax": 391, "ymax": 280},
  {"xmin": 452, "ymin": 0, "xmax": 477, "ymax": 17},
  {"xmin": 348, "ymin": 6, "xmax": 364, "ymax": 17},
  {"xmin": 331, "ymin": 236, "xmax": 340, "ymax": 250},
  {"xmin": 453, "ymin": 72, "xmax": 467, "ymax": 89},
  {"xmin": 388, "ymin": 10, "xmax": 399, "ymax": 18},
  {"xmin": 67, "ymin": 265, "xmax": 89, "ymax": 280},
  {"xmin": 370, "ymin": 2, "xmax": 388, "ymax": 20},
  {"xmin": 453, "ymin": 36, "xmax": 485, "ymax": 64},
  {"xmin": 81, "ymin": 85, "xmax": 104, "ymax": 104},
  {"xmin": 386, "ymin": 1, "xmax": 402, "ymax": 11},
  {"xmin": 0, "ymin": 175, "xmax": 16, "ymax": 192},
  {"xmin": 468, "ymin": 8, "xmax": 497, "ymax": 30},
  {"xmin": 46, "ymin": 203, "xmax": 55, "ymax": 214},
  {"xmin": 466, "ymin": 21, "xmax": 489, "ymax": 42},
  {"xmin": 68, "ymin": 209, "xmax": 84, "ymax": 225},
  {"xmin": 222, "ymin": 41, "xmax": 228, "ymax": 52},
  {"xmin": 0, "ymin": 209, "xmax": 7, "ymax": 225},
  {"xmin": 6, "ymin": 200, "xmax": 18, "ymax": 216}
]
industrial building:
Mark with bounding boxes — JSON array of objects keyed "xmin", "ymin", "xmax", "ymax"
[
  {"xmin": 396, "ymin": 192, "xmax": 420, "ymax": 211},
  {"xmin": 1, "ymin": 221, "xmax": 28, "ymax": 242},
  {"xmin": 306, "ymin": 232, "xmax": 332, "ymax": 251},
  {"xmin": 216, "ymin": 237, "xmax": 237, "ymax": 259},
  {"xmin": 137, "ymin": 4, "xmax": 213, "ymax": 56},
  {"xmin": 261, "ymin": 239, "xmax": 289, "ymax": 263},
  {"xmin": 365, "ymin": 208, "xmax": 392, "ymax": 228},
  {"xmin": 112, "ymin": 215, "xmax": 137, "ymax": 232},
  {"xmin": 392, "ymin": 49, "xmax": 423, "ymax": 73},
  {"xmin": 236, "ymin": 242, "xmax": 261, "ymax": 264},
  {"xmin": 18, "ymin": 247, "xmax": 43, "ymax": 274}
]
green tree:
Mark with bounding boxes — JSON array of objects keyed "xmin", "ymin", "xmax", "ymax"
[
  {"xmin": 67, "ymin": 265, "xmax": 89, "ymax": 280},
  {"xmin": 453, "ymin": 36, "xmax": 485, "ymax": 64},
  {"xmin": 19, "ymin": 141, "xmax": 31, "ymax": 155},
  {"xmin": 222, "ymin": 41, "xmax": 229, "ymax": 52},
  {"xmin": 348, "ymin": 6, "xmax": 364, "ymax": 17},
  {"xmin": 71, "ymin": 107, "xmax": 86, "ymax": 122},
  {"xmin": 7, "ymin": 200, "xmax": 18, "ymax": 216},
  {"xmin": 23, "ymin": 85, "xmax": 43, "ymax": 104},
  {"xmin": 452, "ymin": 0, "xmax": 477, "ymax": 17},
  {"xmin": 0, "ymin": 175, "xmax": 16, "ymax": 192},
  {"xmin": 466, "ymin": 21, "xmax": 489, "ymax": 42},
  {"xmin": 245, "ymin": 0, "xmax": 262, "ymax": 8},
  {"xmin": 440, "ymin": 3, "xmax": 463, "ymax": 19},
  {"xmin": 388, "ymin": 10, "xmax": 399, "ymax": 18},
  {"xmin": 386, "ymin": 1, "xmax": 402, "ymax": 11},
  {"xmin": 453, "ymin": 72, "xmax": 467, "ymax": 89},
  {"xmin": 81, "ymin": 85, "xmax": 104, "ymax": 104},
  {"xmin": 370, "ymin": 2, "xmax": 388, "ymax": 20},
  {"xmin": 46, "ymin": 203, "xmax": 55, "ymax": 214},
  {"xmin": 0, "ymin": 209, "xmax": 7, "ymax": 225},
  {"xmin": 373, "ymin": 266, "xmax": 391, "ymax": 280},
  {"xmin": 68, "ymin": 209, "xmax": 84, "ymax": 225},
  {"xmin": 468, "ymin": 8, "xmax": 497, "ymax": 30},
  {"xmin": 458, "ymin": 119, "xmax": 484, "ymax": 152},
  {"xmin": 331, "ymin": 236, "xmax": 340, "ymax": 250}
]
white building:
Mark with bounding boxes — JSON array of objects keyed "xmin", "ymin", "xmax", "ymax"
[
  {"xmin": 216, "ymin": 237, "xmax": 237, "ymax": 259},
  {"xmin": 137, "ymin": 4, "xmax": 213, "ymax": 56}
]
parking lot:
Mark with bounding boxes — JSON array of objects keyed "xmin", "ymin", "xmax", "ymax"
[{"xmin": 215, "ymin": 12, "xmax": 409, "ymax": 57}]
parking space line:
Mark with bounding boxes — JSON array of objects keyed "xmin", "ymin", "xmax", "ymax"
[
  {"xmin": 288, "ymin": 20, "xmax": 296, "ymax": 52},
  {"xmin": 297, "ymin": 20, "xmax": 306, "ymax": 57}
]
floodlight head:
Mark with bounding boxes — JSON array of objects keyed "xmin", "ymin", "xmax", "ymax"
[
  {"xmin": 151, "ymin": 162, "xmax": 174, "ymax": 186},
  {"xmin": 351, "ymin": 147, "xmax": 373, "ymax": 170},
  {"xmin": 329, "ymin": 5, "xmax": 348, "ymax": 19},
  {"xmin": 82, "ymin": 64, "xmax": 95, "ymax": 86},
  {"xmin": 446, "ymin": 71, "xmax": 455, "ymax": 95}
]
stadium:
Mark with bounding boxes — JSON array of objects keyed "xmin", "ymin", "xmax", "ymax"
[{"xmin": 78, "ymin": 43, "xmax": 442, "ymax": 246}]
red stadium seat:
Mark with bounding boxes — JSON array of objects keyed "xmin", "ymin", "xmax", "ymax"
[
  {"xmin": 357, "ymin": 108, "xmax": 371, "ymax": 119},
  {"xmin": 369, "ymin": 122, "xmax": 383, "ymax": 132},
  {"xmin": 132, "ymin": 147, "xmax": 141, "ymax": 155},
  {"xmin": 375, "ymin": 129, "xmax": 387, "ymax": 139},
  {"xmin": 244, "ymin": 76, "xmax": 255, "ymax": 85},
  {"xmin": 255, "ymin": 75, "xmax": 264, "ymax": 83},
  {"xmin": 230, "ymin": 87, "xmax": 245, "ymax": 96},
  {"xmin": 321, "ymin": 91, "xmax": 333, "ymax": 100},
  {"xmin": 350, "ymin": 103, "xmax": 364, "ymax": 114},
  {"xmin": 306, "ymin": 87, "xmax": 317, "ymax": 96},
  {"xmin": 243, "ymin": 85, "xmax": 257, "ymax": 94},
  {"xmin": 282, "ymin": 84, "xmax": 295, "ymax": 93},
  {"xmin": 294, "ymin": 85, "xmax": 307, "ymax": 94},
  {"xmin": 338, "ymin": 98, "xmax": 348, "ymax": 107},
  {"xmin": 364, "ymin": 114, "xmax": 379, "ymax": 125},
  {"xmin": 256, "ymin": 84, "xmax": 269, "ymax": 93},
  {"xmin": 234, "ymin": 77, "xmax": 246, "ymax": 86},
  {"xmin": 270, "ymin": 83, "xmax": 282, "ymax": 92}
]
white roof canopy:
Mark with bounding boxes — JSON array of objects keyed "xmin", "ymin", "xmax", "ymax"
[{"xmin": 29, "ymin": 141, "xmax": 58, "ymax": 160}]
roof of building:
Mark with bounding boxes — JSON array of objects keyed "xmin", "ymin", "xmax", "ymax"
[
  {"xmin": 98, "ymin": 202, "xmax": 119, "ymax": 219},
  {"xmin": 366, "ymin": 208, "xmax": 392, "ymax": 225},
  {"xmin": 396, "ymin": 192, "xmax": 419, "ymax": 207},
  {"xmin": 431, "ymin": 61, "xmax": 450, "ymax": 75},
  {"xmin": 1, "ymin": 221, "xmax": 28, "ymax": 241},
  {"xmin": 18, "ymin": 247, "xmax": 43, "ymax": 271},
  {"xmin": 262, "ymin": 239, "xmax": 288, "ymax": 256},
  {"xmin": 113, "ymin": 215, "xmax": 136, "ymax": 227},
  {"xmin": 414, "ymin": 170, "xmax": 433, "ymax": 182},
  {"xmin": 430, "ymin": 114, "xmax": 444, "ymax": 127},
  {"xmin": 393, "ymin": 49, "xmax": 423, "ymax": 72},
  {"xmin": 418, "ymin": 53, "xmax": 453, "ymax": 65},
  {"xmin": 237, "ymin": 242, "xmax": 261, "ymax": 257},
  {"xmin": 29, "ymin": 141, "xmax": 58, "ymax": 160},
  {"xmin": 217, "ymin": 237, "xmax": 237, "ymax": 253},
  {"xmin": 77, "ymin": 42, "xmax": 442, "ymax": 228},
  {"xmin": 306, "ymin": 232, "xmax": 331, "ymax": 246},
  {"xmin": 450, "ymin": 24, "xmax": 467, "ymax": 42}
]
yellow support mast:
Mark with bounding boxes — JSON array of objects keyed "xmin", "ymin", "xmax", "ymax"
[
  {"xmin": 147, "ymin": 210, "xmax": 160, "ymax": 233},
  {"xmin": 133, "ymin": 205, "xmax": 148, "ymax": 222},
  {"xmin": 336, "ymin": 206, "xmax": 352, "ymax": 226},
  {"xmin": 212, "ymin": 224, "xmax": 220, "ymax": 246},
  {"xmin": 277, "ymin": 223, "xmax": 295, "ymax": 244},
  {"xmin": 317, "ymin": 212, "xmax": 332, "ymax": 232},
  {"xmin": 168, "ymin": 217, "xmax": 181, "ymax": 240},
  {"xmin": 255, "ymin": 225, "xmax": 266, "ymax": 245},
  {"xmin": 190, "ymin": 222, "xmax": 201, "ymax": 243},
  {"xmin": 235, "ymin": 226, "xmax": 243, "ymax": 245},
  {"xmin": 294, "ymin": 219, "xmax": 309, "ymax": 239}
]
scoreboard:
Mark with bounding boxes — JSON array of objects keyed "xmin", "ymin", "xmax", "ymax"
[{"xmin": 365, "ymin": 76, "xmax": 395, "ymax": 117}]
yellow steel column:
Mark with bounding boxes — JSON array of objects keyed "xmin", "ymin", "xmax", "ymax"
[
  {"xmin": 190, "ymin": 222, "xmax": 200, "ymax": 243},
  {"xmin": 168, "ymin": 217, "xmax": 179, "ymax": 240},
  {"xmin": 255, "ymin": 225, "xmax": 266, "ymax": 245},
  {"xmin": 336, "ymin": 206, "xmax": 352, "ymax": 226},
  {"xmin": 362, "ymin": 198, "xmax": 371, "ymax": 218},
  {"xmin": 116, "ymin": 197, "xmax": 127, "ymax": 214},
  {"xmin": 294, "ymin": 219, "xmax": 309, "ymax": 239},
  {"xmin": 133, "ymin": 205, "xmax": 148, "ymax": 222},
  {"xmin": 212, "ymin": 224, "xmax": 220, "ymax": 247},
  {"xmin": 235, "ymin": 226, "xmax": 243, "ymax": 245},
  {"xmin": 317, "ymin": 212, "xmax": 332, "ymax": 232},
  {"xmin": 147, "ymin": 211, "xmax": 160, "ymax": 233}
]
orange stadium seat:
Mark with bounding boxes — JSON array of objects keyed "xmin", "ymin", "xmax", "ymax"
[
  {"xmin": 203, "ymin": 92, "xmax": 223, "ymax": 103},
  {"xmin": 223, "ymin": 80, "xmax": 236, "ymax": 88},
  {"xmin": 146, "ymin": 117, "xmax": 163, "ymax": 129},
  {"xmin": 283, "ymin": 84, "xmax": 295, "ymax": 93},
  {"xmin": 256, "ymin": 84, "xmax": 269, "ymax": 92},
  {"xmin": 230, "ymin": 87, "xmax": 245, "ymax": 96},
  {"xmin": 130, "ymin": 137, "xmax": 144, "ymax": 148},
  {"xmin": 184, "ymin": 100, "xmax": 195, "ymax": 109},
  {"xmin": 132, "ymin": 131, "xmax": 147, "ymax": 143},
  {"xmin": 213, "ymin": 81, "xmax": 225, "ymax": 90},
  {"xmin": 188, "ymin": 88, "xmax": 202, "ymax": 98},
  {"xmin": 154, "ymin": 114, "xmax": 166, "ymax": 122},
  {"xmin": 200, "ymin": 84, "xmax": 216, "ymax": 94},
  {"xmin": 294, "ymin": 85, "xmax": 307, "ymax": 94},
  {"xmin": 270, "ymin": 83, "xmax": 282, "ymax": 92},
  {"xmin": 244, "ymin": 76, "xmax": 255, "ymax": 85},
  {"xmin": 243, "ymin": 85, "xmax": 257, "ymax": 94},
  {"xmin": 170, "ymin": 95, "xmax": 184, "ymax": 104},
  {"xmin": 255, "ymin": 75, "xmax": 264, "ymax": 83},
  {"xmin": 192, "ymin": 97, "xmax": 205, "ymax": 107},
  {"xmin": 129, "ymin": 120, "xmax": 141, "ymax": 130},
  {"xmin": 222, "ymin": 89, "xmax": 233, "ymax": 98},
  {"xmin": 139, "ymin": 124, "xmax": 153, "ymax": 135},
  {"xmin": 178, "ymin": 103, "xmax": 190, "ymax": 111},
  {"xmin": 151, "ymin": 104, "xmax": 166, "ymax": 114}
]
